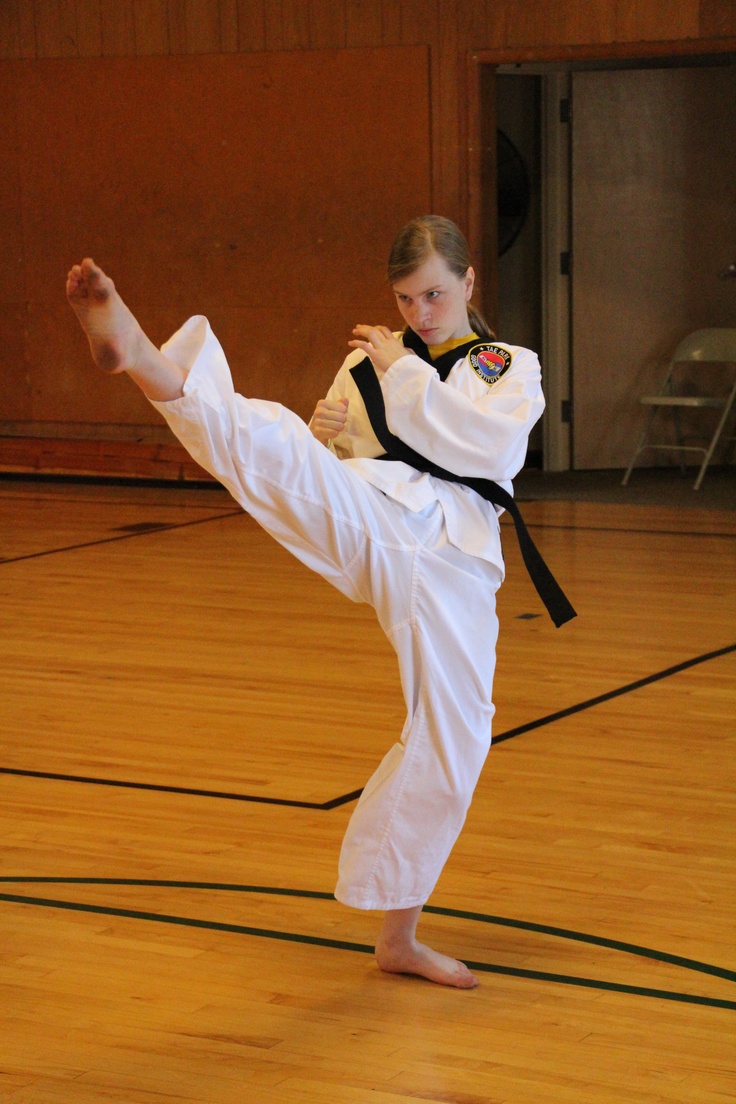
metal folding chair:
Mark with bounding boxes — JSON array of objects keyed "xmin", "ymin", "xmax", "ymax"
[{"xmin": 622, "ymin": 328, "xmax": 736, "ymax": 490}]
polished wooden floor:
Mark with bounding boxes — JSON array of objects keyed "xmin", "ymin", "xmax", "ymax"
[{"xmin": 1, "ymin": 477, "xmax": 735, "ymax": 1103}]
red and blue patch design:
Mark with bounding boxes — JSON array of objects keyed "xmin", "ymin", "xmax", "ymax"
[{"xmin": 468, "ymin": 343, "xmax": 512, "ymax": 386}]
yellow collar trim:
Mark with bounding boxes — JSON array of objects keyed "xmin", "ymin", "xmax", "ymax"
[{"xmin": 427, "ymin": 332, "xmax": 479, "ymax": 361}]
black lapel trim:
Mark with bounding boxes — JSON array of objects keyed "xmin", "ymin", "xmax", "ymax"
[{"xmin": 401, "ymin": 328, "xmax": 480, "ymax": 382}]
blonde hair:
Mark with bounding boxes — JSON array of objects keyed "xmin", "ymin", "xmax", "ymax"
[{"xmin": 388, "ymin": 215, "xmax": 494, "ymax": 340}]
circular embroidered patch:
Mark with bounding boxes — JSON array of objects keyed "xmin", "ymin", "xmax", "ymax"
[{"xmin": 468, "ymin": 343, "xmax": 512, "ymax": 386}]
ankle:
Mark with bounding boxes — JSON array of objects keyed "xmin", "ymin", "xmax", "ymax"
[
  {"xmin": 376, "ymin": 929, "xmax": 415, "ymax": 953},
  {"xmin": 378, "ymin": 904, "xmax": 423, "ymax": 948}
]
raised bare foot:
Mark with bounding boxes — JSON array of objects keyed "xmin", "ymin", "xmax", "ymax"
[
  {"xmin": 375, "ymin": 936, "xmax": 478, "ymax": 989},
  {"xmin": 66, "ymin": 258, "xmax": 144, "ymax": 374}
]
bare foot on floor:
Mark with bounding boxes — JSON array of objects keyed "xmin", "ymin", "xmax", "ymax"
[
  {"xmin": 375, "ymin": 937, "xmax": 478, "ymax": 989},
  {"xmin": 66, "ymin": 258, "xmax": 144, "ymax": 374}
]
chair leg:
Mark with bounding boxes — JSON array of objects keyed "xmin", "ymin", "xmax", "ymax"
[
  {"xmin": 621, "ymin": 451, "xmax": 640, "ymax": 486},
  {"xmin": 672, "ymin": 407, "xmax": 688, "ymax": 475},
  {"xmin": 622, "ymin": 408, "xmax": 657, "ymax": 486},
  {"xmin": 693, "ymin": 384, "xmax": 736, "ymax": 489}
]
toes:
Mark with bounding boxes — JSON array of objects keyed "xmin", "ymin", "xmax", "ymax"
[
  {"xmin": 449, "ymin": 960, "xmax": 477, "ymax": 988},
  {"xmin": 66, "ymin": 267, "xmax": 84, "ymax": 298},
  {"xmin": 457, "ymin": 968, "xmax": 478, "ymax": 989},
  {"xmin": 78, "ymin": 258, "xmax": 112, "ymax": 302},
  {"xmin": 66, "ymin": 259, "xmax": 114, "ymax": 305},
  {"xmin": 81, "ymin": 258, "xmax": 102, "ymax": 287}
]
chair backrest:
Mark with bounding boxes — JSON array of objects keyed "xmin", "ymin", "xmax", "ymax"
[{"xmin": 671, "ymin": 328, "xmax": 736, "ymax": 364}]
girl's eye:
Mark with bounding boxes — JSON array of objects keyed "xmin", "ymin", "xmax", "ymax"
[{"xmin": 426, "ymin": 291, "xmax": 439, "ymax": 300}]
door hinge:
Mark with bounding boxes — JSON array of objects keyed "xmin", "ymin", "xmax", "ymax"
[
  {"xmin": 560, "ymin": 250, "xmax": 571, "ymax": 276},
  {"xmin": 559, "ymin": 97, "xmax": 571, "ymax": 124},
  {"xmin": 561, "ymin": 399, "xmax": 572, "ymax": 424}
]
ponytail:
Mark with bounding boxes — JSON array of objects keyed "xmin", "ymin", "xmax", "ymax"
[{"xmin": 468, "ymin": 303, "xmax": 495, "ymax": 342}]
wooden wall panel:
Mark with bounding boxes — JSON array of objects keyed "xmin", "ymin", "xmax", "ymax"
[
  {"xmin": 430, "ymin": 0, "xmax": 457, "ymax": 217},
  {"xmin": 476, "ymin": 0, "xmax": 505, "ymax": 48},
  {"xmin": 35, "ymin": 0, "xmax": 77, "ymax": 57},
  {"xmin": 345, "ymin": 0, "xmax": 383, "ymax": 47},
  {"xmin": 236, "ymin": 0, "xmax": 266, "ymax": 51},
  {"xmin": 166, "ymin": 0, "xmax": 187, "ymax": 52},
  {"xmin": 132, "ymin": 0, "xmax": 170, "ymax": 56},
  {"xmin": 468, "ymin": 60, "xmax": 497, "ymax": 327},
  {"xmin": 308, "ymin": 0, "xmax": 347, "ymax": 48},
  {"xmin": 3, "ymin": 47, "xmax": 430, "ymax": 435},
  {"xmin": 701, "ymin": 0, "xmax": 736, "ymax": 37},
  {"xmin": 100, "ymin": 0, "xmax": 136, "ymax": 56},
  {"xmin": 379, "ymin": 0, "xmax": 401, "ymax": 44},
  {"xmin": 265, "ymin": 0, "xmax": 310, "ymax": 51},
  {"xmin": 0, "ymin": 434, "xmax": 209, "ymax": 480},
  {"xmin": 0, "ymin": 306, "xmax": 32, "ymax": 423},
  {"xmin": 0, "ymin": 1, "xmax": 20, "ymax": 58},
  {"xmin": 76, "ymin": 0, "xmax": 104, "ymax": 57},
  {"xmin": 0, "ymin": 62, "xmax": 28, "ymax": 426},
  {"xmin": 453, "ymin": 0, "xmax": 500, "ymax": 228},
  {"xmin": 0, "ymin": 76, "xmax": 23, "ymax": 302},
  {"xmin": 219, "ymin": 0, "xmax": 239, "ymax": 51},
  {"xmin": 4, "ymin": 0, "xmax": 735, "ymax": 59},
  {"xmin": 262, "ymin": 0, "xmax": 281, "ymax": 51},
  {"xmin": 184, "ymin": 0, "xmax": 222, "ymax": 53},
  {"xmin": 398, "ymin": 0, "xmax": 436, "ymax": 45},
  {"xmin": 615, "ymin": 0, "xmax": 700, "ymax": 43},
  {"xmin": 503, "ymin": 0, "xmax": 617, "ymax": 48},
  {"xmin": 17, "ymin": 0, "xmax": 38, "ymax": 57},
  {"xmin": 458, "ymin": 0, "xmax": 493, "ymax": 45}
]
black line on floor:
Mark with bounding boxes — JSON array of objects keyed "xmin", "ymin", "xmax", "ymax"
[
  {"xmin": 0, "ymin": 878, "xmax": 338, "ymax": 899},
  {"xmin": 493, "ymin": 641, "xmax": 736, "ymax": 745},
  {"xmin": 0, "ymin": 510, "xmax": 242, "ymax": 564},
  {"xmin": 461, "ymin": 963, "xmax": 736, "ymax": 1008},
  {"xmin": 0, "ymin": 490, "xmax": 232, "ymax": 512},
  {"xmin": 0, "ymin": 472, "xmax": 221, "ymax": 490},
  {"xmin": 2, "ymin": 645, "xmax": 733, "ymax": 807},
  {"xmin": 506, "ymin": 519, "xmax": 736, "ymax": 540},
  {"xmin": 0, "ymin": 767, "xmax": 362, "ymax": 810},
  {"xmin": 424, "ymin": 903, "xmax": 736, "ymax": 984},
  {"xmin": 1, "ymin": 889, "xmax": 734, "ymax": 1010},
  {"xmin": 111, "ymin": 521, "xmax": 172, "ymax": 533},
  {"xmin": 320, "ymin": 789, "xmax": 365, "ymax": 809},
  {"xmin": 2, "ymin": 877, "xmax": 733, "ymax": 986}
]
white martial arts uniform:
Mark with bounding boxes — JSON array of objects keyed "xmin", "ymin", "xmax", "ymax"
[{"xmin": 150, "ymin": 317, "xmax": 544, "ymax": 911}]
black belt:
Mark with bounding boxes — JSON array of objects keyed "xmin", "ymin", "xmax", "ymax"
[{"xmin": 350, "ymin": 358, "xmax": 576, "ymax": 628}]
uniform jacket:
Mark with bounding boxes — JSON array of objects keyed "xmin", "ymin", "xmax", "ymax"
[{"xmin": 317, "ymin": 333, "xmax": 545, "ymax": 565}]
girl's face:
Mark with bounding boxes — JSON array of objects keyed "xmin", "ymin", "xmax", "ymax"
[{"xmin": 392, "ymin": 251, "xmax": 475, "ymax": 345}]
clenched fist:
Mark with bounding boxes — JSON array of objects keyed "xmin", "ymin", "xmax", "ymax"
[{"xmin": 310, "ymin": 396, "xmax": 349, "ymax": 445}]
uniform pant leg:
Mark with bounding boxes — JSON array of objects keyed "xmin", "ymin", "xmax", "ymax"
[
  {"xmin": 154, "ymin": 375, "xmax": 435, "ymax": 603},
  {"xmin": 335, "ymin": 528, "xmax": 502, "ymax": 911}
]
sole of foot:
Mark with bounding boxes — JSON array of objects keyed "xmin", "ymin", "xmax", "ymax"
[{"xmin": 66, "ymin": 258, "xmax": 142, "ymax": 374}]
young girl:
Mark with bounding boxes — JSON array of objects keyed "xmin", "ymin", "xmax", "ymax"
[{"xmin": 67, "ymin": 216, "xmax": 547, "ymax": 989}]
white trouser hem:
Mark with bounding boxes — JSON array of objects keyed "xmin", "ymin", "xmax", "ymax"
[{"xmin": 334, "ymin": 884, "xmax": 429, "ymax": 912}]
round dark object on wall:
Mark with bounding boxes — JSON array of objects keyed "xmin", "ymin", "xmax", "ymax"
[{"xmin": 497, "ymin": 129, "xmax": 530, "ymax": 257}]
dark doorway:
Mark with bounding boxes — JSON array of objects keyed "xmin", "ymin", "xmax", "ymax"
[{"xmin": 495, "ymin": 74, "xmax": 543, "ymax": 466}]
